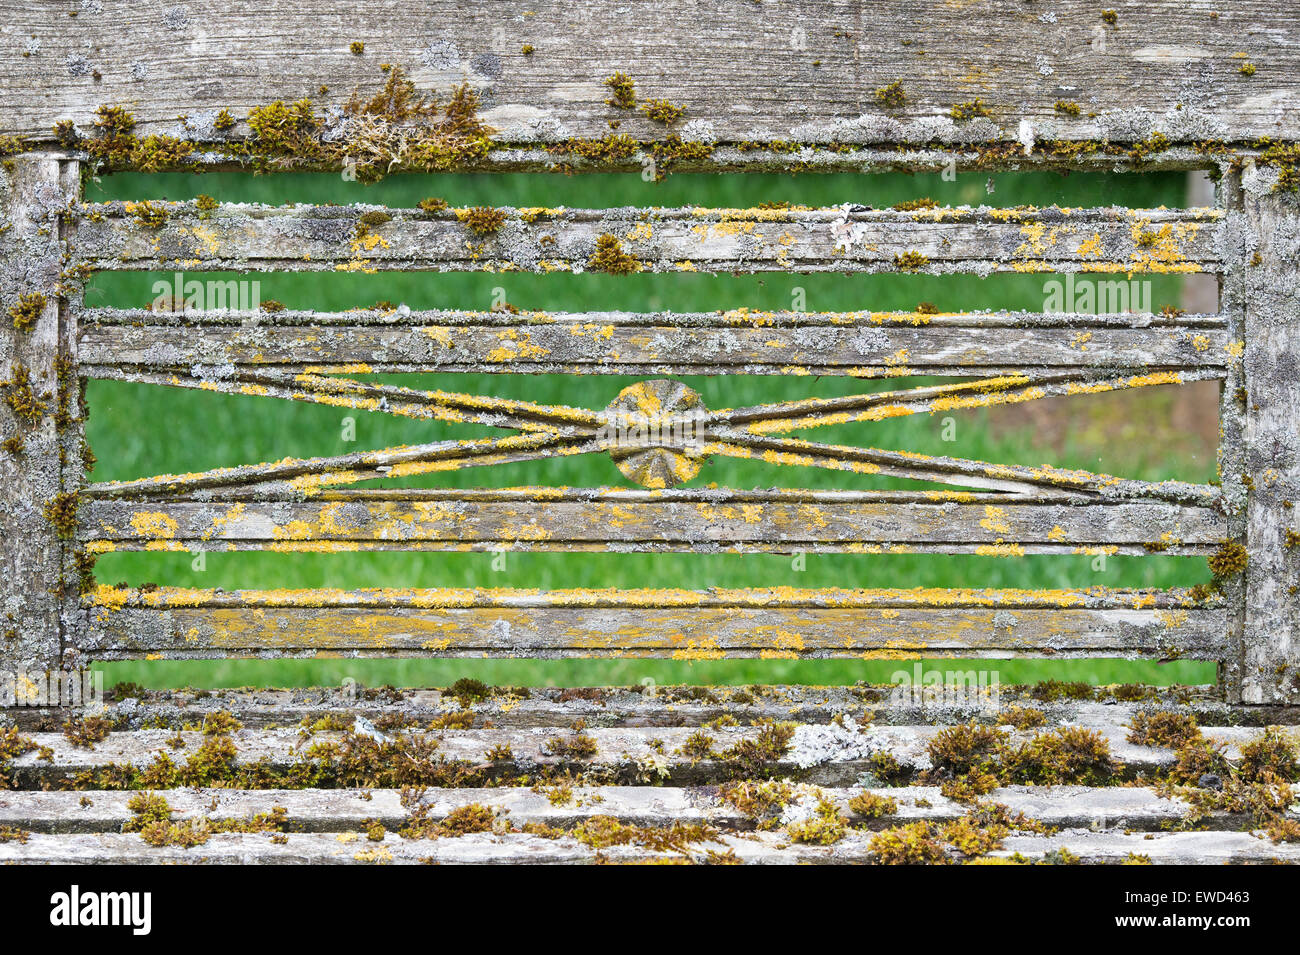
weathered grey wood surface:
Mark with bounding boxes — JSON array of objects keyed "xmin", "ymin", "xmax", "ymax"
[
  {"xmin": 78, "ymin": 602, "xmax": 1227, "ymax": 660},
  {"xmin": 79, "ymin": 308, "xmax": 1231, "ymax": 374},
  {"xmin": 0, "ymin": 156, "xmax": 79, "ymax": 675},
  {"xmin": 78, "ymin": 496, "xmax": 1227, "ymax": 549},
  {"xmin": 2, "ymin": 1, "xmax": 1297, "ymax": 146},
  {"xmin": 1240, "ymin": 162, "xmax": 1300, "ymax": 704},
  {"xmin": 74, "ymin": 202, "xmax": 1224, "ymax": 275},
  {"xmin": 3, "ymin": 828, "xmax": 1296, "ymax": 865}
]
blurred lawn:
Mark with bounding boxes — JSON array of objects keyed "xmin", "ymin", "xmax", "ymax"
[{"xmin": 85, "ymin": 167, "xmax": 1218, "ymax": 688}]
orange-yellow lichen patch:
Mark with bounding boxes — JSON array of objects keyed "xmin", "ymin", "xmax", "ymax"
[{"xmin": 129, "ymin": 511, "xmax": 179, "ymax": 539}]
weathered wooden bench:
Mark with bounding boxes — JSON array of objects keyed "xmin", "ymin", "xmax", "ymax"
[{"xmin": 1, "ymin": 1, "xmax": 1298, "ymax": 864}]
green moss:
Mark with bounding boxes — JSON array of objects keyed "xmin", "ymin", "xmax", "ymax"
[
  {"xmin": 997, "ymin": 705, "xmax": 1046, "ymax": 729},
  {"xmin": 52, "ymin": 120, "xmax": 78, "ymax": 149},
  {"xmin": 641, "ymin": 99, "xmax": 685, "ymax": 124},
  {"xmin": 847, "ymin": 791, "xmax": 898, "ymax": 819},
  {"xmin": 455, "ymin": 206, "xmax": 507, "ymax": 234},
  {"xmin": 587, "ymin": 233, "xmax": 645, "ymax": 274},
  {"xmin": 1003, "ymin": 727, "xmax": 1116, "ymax": 785},
  {"xmin": 1029, "ymin": 679, "xmax": 1095, "ymax": 702},
  {"xmin": 447, "ymin": 677, "xmax": 489, "ymax": 704},
  {"xmin": 927, "ymin": 723, "xmax": 1007, "ymax": 775},
  {"xmin": 125, "ymin": 200, "xmax": 169, "ymax": 228},
  {"xmin": 62, "ymin": 716, "xmax": 113, "ymax": 749},
  {"xmin": 718, "ymin": 779, "xmax": 793, "ymax": 829},
  {"xmin": 950, "ymin": 99, "xmax": 992, "ymax": 121},
  {"xmin": 8, "ymin": 292, "xmax": 46, "ymax": 333},
  {"xmin": 870, "ymin": 822, "xmax": 949, "ymax": 864},
  {"xmin": 893, "ymin": 250, "xmax": 929, "ymax": 271},
  {"xmin": 875, "ymin": 82, "xmax": 906, "ymax": 109},
  {"xmin": 43, "ymin": 491, "xmax": 79, "ymax": 538},
  {"xmin": 602, "ymin": 72, "xmax": 637, "ymax": 109},
  {"xmin": 1126, "ymin": 710, "xmax": 1201, "ymax": 748},
  {"xmin": 787, "ymin": 796, "xmax": 848, "ymax": 844},
  {"xmin": 1207, "ymin": 540, "xmax": 1247, "ymax": 578},
  {"xmin": 542, "ymin": 731, "xmax": 599, "ymax": 760}
]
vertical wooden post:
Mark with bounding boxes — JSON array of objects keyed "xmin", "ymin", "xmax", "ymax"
[
  {"xmin": 0, "ymin": 153, "xmax": 80, "ymax": 701},
  {"xmin": 1240, "ymin": 160, "xmax": 1300, "ymax": 704}
]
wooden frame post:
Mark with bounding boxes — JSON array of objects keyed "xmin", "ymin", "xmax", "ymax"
[
  {"xmin": 0, "ymin": 154, "xmax": 81, "ymax": 702},
  {"xmin": 1240, "ymin": 160, "xmax": 1300, "ymax": 703}
]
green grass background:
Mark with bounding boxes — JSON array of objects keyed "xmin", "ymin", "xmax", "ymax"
[{"xmin": 83, "ymin": 167, "xmax": 1218, "ymax": 688}]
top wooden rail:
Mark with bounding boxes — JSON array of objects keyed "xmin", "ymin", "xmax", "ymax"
[{"xmin": 2, "ymin": 1, "xmax": 1298, "ymax": 165}]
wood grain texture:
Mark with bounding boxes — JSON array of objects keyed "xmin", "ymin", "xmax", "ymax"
[
  {"xmin": 73, "ymin": 202, "xmax": 1225, "ymax": 275},
  {"xmin": 1240, "ymin": 163, "xmax": 1300, "ymax": 704},
  {"xmin": 77, "ymin": 598, "xmax": 1225, "ymax": 660},
  {"xmin": 2, "ymin": 1, "xmax": 1297, "ymax": 146},
  {"xmin": 79, "ymin": 307, "xmax": 1232, "ymax": 374},
  {"xmin": 0, "ymin": 156, "xmax": 79, "ymax": 677},
  {"xmin": 78, "ymin": 495, "xmax": 1227, "ymax": 551}
]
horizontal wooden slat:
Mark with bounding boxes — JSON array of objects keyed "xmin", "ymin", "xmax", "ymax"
[
  {"xmin": 6, "ymin": 723, "xmax": 1264, "ymax": 784},
  {"xmin": 73, "ymin": 203, "xmax": 1225, "ymax": 275},
  {"xmin": 3, "ymin": 829, "xmax": 1297, "ymax": 865},
  {"xmin": 78, "ymin": 496, "xmax": 1229, "ymax": 551},
  {"xmin": 0, "ymin": 785, "xmax": 1265, "ymax": 835},
  {"xmin": 36, "ymin": 683, "xmax": 1292, "ymax": 734},
  {"xmin": 79, "ymin": 596, "xmax": 1227, "ymax": 661},
  {"xmin": 4, "ymin": 1, "xmax": 1296, "ymax": 147},
  {"xmin": 79, "ymin": 308, "xmax": 1234, "ymax": 374}
]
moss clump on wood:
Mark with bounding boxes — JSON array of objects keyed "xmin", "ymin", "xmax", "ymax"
[
  {"xmin": 847, "ymin": 791, "xmax": 898, "ymax": 819},
  {"xmin": 43, "ymin": 491, "xmax": 79, "ymax": 538},
  {"xmin": 950, "ymin": 99, "xmax": 992, "ymax": 121},
  {"xmin": 787, "ymin": 796, "xmax": 848, "ymax": 845},
  {"xmin": 62, "ymin": 716, "xmax": 113, "ymax": 750},
  {"xmin": 602, "ymin": 72, "xmax": 637, "ymax": 109},
  {"xmin": 1, "ymin": 363, "xmax": 49, "ymax": 425},
  {"xmin": 641, "ymin": 99, "xmax": 685, "ymax": 124},
  {"xmin": 455, "ymin": 206, "xmax": 507, "ymax": 234},
  {"xmin": 8, "ymin": 292, "xmax": 46, "ymax": 332},
  {"xmin": 870, "ymin": 821, "xmax": 949, "ymax": 864},
  {"xmin": 892, "ymin": 197, "xmax": 937, "ymax": 211},
  {"xmin": 997, "ymin": 705, "xmax": 1046, "ymax": 729},
  {"xmin": 1003, "ymin": 727, "xmax": 1116, "ymax": 785},
  {"xmin": 125, "ymin": 200, "xmax": 169, "ymax": 228},
  {"xmin": 1207, "ymin": 540, "xmax": 1247, "ymax": 578},
  {"xmin": 718, "ymin": 779, "xmax": 792, "ymax": 829},
  {"xmin": 1127, "ymin": 710, "xmax": 1201, "ymax": 748},
  {"xmin": 587, "ymin": 233, "xmax": 644, "ymax": 274},
  {"xmin": 893, "ymin": 250, "xmax": 929, "ymax": 271},
  {"xmin": 542, "ymin": 731, "xmax": 599, "ymax": 760},
  {"xmin": 875, "ymin": 81, "xmax": 906, "ymax": 108}
]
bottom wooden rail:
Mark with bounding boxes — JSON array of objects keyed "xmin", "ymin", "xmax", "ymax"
[{"xmin": 2, "ymin": 685, "xmax": 1297, "ymax": 864}]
